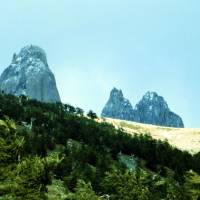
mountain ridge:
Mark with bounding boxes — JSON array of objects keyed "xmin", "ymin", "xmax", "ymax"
[{"xmin": 102, "ymin": 88, "xmax": 184, "ymax": 128}]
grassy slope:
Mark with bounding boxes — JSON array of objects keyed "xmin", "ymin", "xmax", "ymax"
[{"xmin": 102, "ymin": 118, "xmax": 200, "ymax": 154}]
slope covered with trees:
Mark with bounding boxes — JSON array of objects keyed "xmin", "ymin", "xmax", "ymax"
[{"xmin": 0, "ymin": 93, "xmax": 200, "ymax": 199}]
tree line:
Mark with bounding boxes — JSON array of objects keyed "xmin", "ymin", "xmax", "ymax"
[{"xmin": 0, "ymin": 92, "xmax": 200, "ymax": 199}]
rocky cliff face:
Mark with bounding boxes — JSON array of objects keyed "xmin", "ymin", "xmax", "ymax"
[
  {"xmin": 134, "ymin": 91, "xmax": 184, "ymax": 127},
  {"xmin": 101, "ymin": 88, "xmax": 184, "ymax": 128},
  {"xmin": 0, "ymin": 45, "xmax": 60, "ymax": 103},
  {"xmin": 101, "ymin": 88, "xmax": 136, "ymax": 121}
]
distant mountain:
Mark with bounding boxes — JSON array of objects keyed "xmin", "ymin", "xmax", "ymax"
[
  {"xmin": 134, "ymin": 91, "xmax": 184, "ymax": 127},
  {"xmin": 101, "ymin": 87, "xmax": 136, "ymax": 121},
  {"xmin": 101, "ymin": 88, "xmax": 184, "ymax": 128},
  {"xmin": 0, "ymin": 45, "xmax": 60, "ymax": 103}
]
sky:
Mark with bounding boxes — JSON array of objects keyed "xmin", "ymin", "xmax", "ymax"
[{"xmin": 0, "ymin": 0, "xmax": 199, "ymax": 127}]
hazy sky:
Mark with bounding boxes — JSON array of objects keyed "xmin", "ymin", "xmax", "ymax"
[{"xmin": 0, "ymin": 0, "xmax": 199, "ymax": 127}]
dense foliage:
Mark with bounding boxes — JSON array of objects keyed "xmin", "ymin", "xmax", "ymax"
[{"xmin": 0, "ymin": 93, "xmax": 200, "ymax": 199}]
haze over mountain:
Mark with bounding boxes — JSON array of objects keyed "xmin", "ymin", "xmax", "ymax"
[
  {"xmin": 102, "ymin": 88, "xmax": 184, "ymax": 128},
  {"xmin": 0, "ymin": 45, "xmax": 60, "ymax": 103}
]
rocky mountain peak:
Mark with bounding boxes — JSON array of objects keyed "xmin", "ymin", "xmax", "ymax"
[
  {"xmin": 101, "ymin": 88, "xmax": 135, "ymax": 121},
  {"xmin": 136, "ymin": 91, "xmax": 168, "ymax": 111},
  {"xmin": 143, "ymin": 91, "xmax": 158, "ymax": 101},
  {"xmin": 110, "ymin": 87, "xmax": 124, "ymax": 101},
  {"xmin": 134, "ymin": 91, "xmax": 183, "ymax": 127},
  {"xmin": 12, "ymin": 45, "xmax": 48, "ymax": 65},
  {"xmin": 0, "ymin": 45, "xmax": 60, "ymax": 103},
  {"xmin": 102, "ymin": 88, "xmax": 184, "ymax": 128}
]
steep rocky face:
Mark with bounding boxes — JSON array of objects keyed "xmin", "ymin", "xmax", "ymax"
[
  {"xmin": 134, "ymin": 91, "xmax": 184, "ymax": 127},
  {"xmin": 101, "ymin": 88, "xmax": 184, "ymax": 128},
  {"xmin": 0, "ymin": 45, "xmax": 60, "ymax": 103},
  {"xmin": 101, "ymin": 88, "xmax": 136, "ymax": 121}
]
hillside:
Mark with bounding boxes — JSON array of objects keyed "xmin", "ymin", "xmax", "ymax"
[
  {"xmin": 0, "ymin": 93, "xmax": 200, "ymax": 199},
  {"xmin": 103, "ymin": 118, "xmax": 200, "ymax": 154}
]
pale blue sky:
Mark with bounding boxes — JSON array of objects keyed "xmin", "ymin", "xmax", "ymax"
[{"xmin": 0, "ymin": 0, "xmax": 199, "ymax": 127}]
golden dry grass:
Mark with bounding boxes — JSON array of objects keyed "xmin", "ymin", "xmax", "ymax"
[{"xmin": 100, "ymin": 118, "xmax": 200, "ymax": 154}]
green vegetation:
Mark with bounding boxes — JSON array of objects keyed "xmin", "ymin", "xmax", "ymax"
[{"xmin": 0, "ymin": 93, "xmax": 200, "ymax": 199}]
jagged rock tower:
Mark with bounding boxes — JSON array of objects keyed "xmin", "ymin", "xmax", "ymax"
[
  {"xmin": 101, "ymin": 88, "xmax": 135, "ymax": 121},
  {"xmin": 0, "ymin": 45, "xmax": 60, "ymax": 103},
  {"xmin": 102, "ymin": 88, "xmax": 184, "ymax": 128},
  {"xmin": 134, "ymin": 91, "xmax": 184, "ymax": 127}
]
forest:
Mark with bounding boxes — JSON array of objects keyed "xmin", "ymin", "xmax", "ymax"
[{"xmin": 0, "ymin": 92, "xmax": 200, "ymax": 199}]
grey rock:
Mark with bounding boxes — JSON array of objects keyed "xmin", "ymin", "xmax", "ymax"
[
  {"xmin": 0, "ymin": 45, "xmax": 60, "ymax": 103},
  {"xmin": 134, "ymin": 91, "xmax": 184, "ymax": 127},
  {"xmin": 101, "ymin": 87, "xmax": 136, "ymax": 121},
  {"xmin": 101, "ymin": 88, "xmax": 184, "ymax": 128}
]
